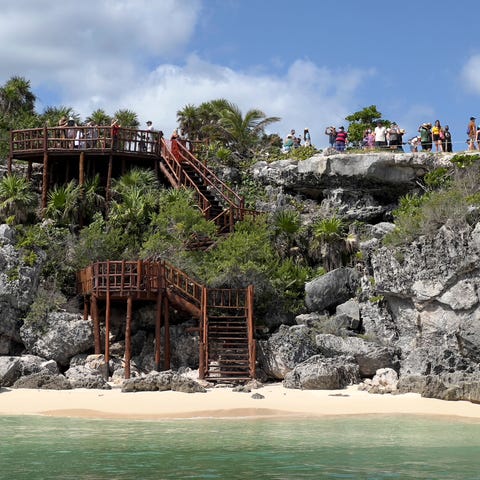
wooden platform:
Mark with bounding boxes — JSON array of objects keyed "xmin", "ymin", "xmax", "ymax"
[{"xmin": 78, "ymin": 260, "xmax": 255, "ymax": 382}]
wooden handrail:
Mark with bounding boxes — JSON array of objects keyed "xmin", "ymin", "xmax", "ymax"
[{"xmin": 10, "ymin": 126, "xmax": 161, "ymax": 156}]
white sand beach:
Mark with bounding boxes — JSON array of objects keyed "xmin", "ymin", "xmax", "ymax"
[{"xmin": 1, "ymin": 383, "xmax": 480, "ymax": 420}]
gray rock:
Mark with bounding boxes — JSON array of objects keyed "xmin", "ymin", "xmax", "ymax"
[
  {"xmin": 0, "ymin": 356, "xmax": 22, "ymax": 387},
  {"xmin": 295, "ymin": 312, "xmax": 327, "ymax": 327},
  {"xmin": 64, "ymin": 365, "xmax": 111, "ymax": 389},
  {"xmin": 171, "ymin": 374, "xmax": 206, "ymax": 393},
  {"xmin": 257, "ymin": 325, "xmax": 318, "ymax": 379},
  {"xmin": 122, "ymin": 370, "xmax": 174, "ymax": 392},
  {"xmin": 251, "ymin": 392, "xmax": 264, "ymax": 399},
  {"xmin": 20, "ymin": 312, "xmax": 94, "ymax": 366},
  {"xmin": 305, "ymin": 267, "xmax": 359, "ymax": 313},
  {"xmin": 315, "ymin": 334, "xmax": 398, "ymax": 377},
  {"xmin": 12, "ymin": 371, "xmax": 72, "ymax": 390},
  {"xmin": 283, "ymin": 355, "xmax": 360, "ymax": 390},
  {"xmin": 359, "ymin": 368, "xmax": 398, "ymax": 394}
]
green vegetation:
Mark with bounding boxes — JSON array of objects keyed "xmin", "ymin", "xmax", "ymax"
[
  {"xmin": 344, "ymin": 105, "xmax": 391, "ymax": 145},
  {"xmin": 385, "ymin": 155, "xmax": 480, "ymax": 246}
]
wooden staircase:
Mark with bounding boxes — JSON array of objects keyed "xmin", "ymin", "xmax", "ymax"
[
  {"xmin": 201, "ymin": 288, "xmax": 255, "ymax": 382},
  {"xmin": 78, "ymin": 260, "xmax": 256, "ymax": 382},
  {"xmin": 159, "ymin": 138, "xmax": 255, "ymax": 233}
]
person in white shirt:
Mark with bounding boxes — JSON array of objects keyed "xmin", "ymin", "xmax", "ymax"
[{"xmin": 374, "ymin": 122, "xmax": 387, "ymax": 149}]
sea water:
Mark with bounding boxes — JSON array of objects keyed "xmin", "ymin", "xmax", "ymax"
[{"xmin": 1, "ymin": 415, "xmax": 479, "ymax": 479}]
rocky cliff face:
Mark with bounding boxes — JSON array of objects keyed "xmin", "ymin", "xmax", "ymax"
[
  {"xmin": 2, "ymin": 151, "xmax": 480, "ymax": 401},
  {"xmin": 253, "ymin": 151, "xmax": 480, "ymax": 401}
]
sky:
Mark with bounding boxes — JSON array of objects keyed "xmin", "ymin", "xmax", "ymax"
[{"xmin": 1, "ymin": 0, "xmax": 480, "ymax": 149}]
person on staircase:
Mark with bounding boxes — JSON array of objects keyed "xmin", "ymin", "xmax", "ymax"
[{"xmin": 171, "ymin": 129, "xmax": 181, "ymax": 160}]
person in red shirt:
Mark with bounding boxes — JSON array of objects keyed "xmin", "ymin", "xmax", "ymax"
[{"xmin": 335, "ymin": 126, "xmax": 348, "ymax": 152}]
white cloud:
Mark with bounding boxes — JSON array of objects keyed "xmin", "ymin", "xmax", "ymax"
[
  {"xmin": 0, "ymin": 0, "xmax": 373, "ymax": 147},
  {"xmin": 460, "ymin": 54, "xmax": 480, "ymax": 94}
]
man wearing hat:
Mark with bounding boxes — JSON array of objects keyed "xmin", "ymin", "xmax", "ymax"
[
  {"xmin": 145, "ymin": 120, "xmax": 154, "ymax": 152},
  {"xmin": 468, "ymin": 116, "xmax": 477, "ymax": 151}
]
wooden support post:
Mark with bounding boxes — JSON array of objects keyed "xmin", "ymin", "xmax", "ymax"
[
  {"xmin": 79, "ymin": 151, "xmax": 85, "ymax": 186},
  {"xmin": 27, "ymin": 161, "xmax": 32, "ymax": 181},
  {"xmin": 106, "ymin": 154, "xmax": 113, "ymax": 205},
  {"xmin": 199, "ymin": 286, "xmax": 208, "ymax": 380},
  {"xmin": 91, "ymin": 295, "xmax": 101, "ymax": 355},
  {"xmin": 105, "ymin": 262, "xmax": 111, "ymax": 369},
  {"xmin": 164, "ymin": 295, "xmax": 170, "ymax": 370},
  {"xmin": 83, "ymin": 296, "xmax": 89, "ymax": 321},
  {"xmin": 247, "ymin": 285, "xmax": 255, "ymax": 379},
  {"xmin": 155, "ymin": 290, "xmax": 163, "ymax": 371},
  {"xmin": 7, "ymin": 131, "xmax": 13, "ymax": 174},
  {"xmin": 125, "ymin": 296, "xmax": 133, "ymax": 379},
  {"xmin": 41, "ymin": 152, "xmax": 49, "ymax": 212}
]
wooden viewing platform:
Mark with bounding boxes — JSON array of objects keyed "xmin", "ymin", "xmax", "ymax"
[
  {"xmin": 9, "ymin": 126, "xmax": 254, "ymax": 233},
  {"xmin": 78, "ymin": 260, "xmax": 256, "ymax": 382}
]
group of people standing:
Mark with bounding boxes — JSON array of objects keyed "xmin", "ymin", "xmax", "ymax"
[
  {"xmin": 282, "ymin": 128, "xmax": 312, "ymax": 152},
  {"xmin": 411, "ymin": 120, "xmax": 453, "ymax": 153}
]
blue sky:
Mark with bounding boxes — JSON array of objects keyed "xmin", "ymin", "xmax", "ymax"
[{"xmin": 1, "ymin": 0, "xmax": 479, "ymax": 149}]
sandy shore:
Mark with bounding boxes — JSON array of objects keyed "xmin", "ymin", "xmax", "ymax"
[{"xmin": 1, "ymin": 383, "xmax": 480, "ymax": 420}]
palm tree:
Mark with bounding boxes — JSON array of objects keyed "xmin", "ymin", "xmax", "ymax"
[
  {"xmin": 0, "ymin": 76, "xmax": 36, "ymax": 118},
  {"xmin": 309, "ymin": 216, "xmax": 357, "ymax": 271},
  {"xmin": 0, "ymin": 174, "xmax": 37, "ymax": 224},
  {"xmin": 40, "ymin": 106, "xmax": 79, "ymax": 127},
  {"xmin": 111, "ymin": 167, "xmax": 158, "ymax": 199},
  {"xmin": 272, "ymin": 209, "xmax": 301, "ymax": 258},
  {"xmin": 217, "ymin": 101, "xmax": 280, "ymax": 156},
  {"xmin": 44, "ymin": 180, "xmax": 81, "ymax": 227},
  {"xmin": 176, "ymin": 104, "xmax": 201, "ymax": 140},
  {"xmin": 113, "ymin": 109, "xmax": 139, "ymax": 128},
  {"xmin": 80, "ymin": 175, "xmax": 105, "ymax": 223},
  {"xmin": 86, "ymin": 109, "xmax": 111, "ymax": 126}
]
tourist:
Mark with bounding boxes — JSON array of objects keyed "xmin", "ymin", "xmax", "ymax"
[
  {"xmin": 171, "ymin": 128, "xmax": 180, "ymax": 160},
  {"xmin": 282, "ymin": 134, "xmax": 294, "ymax": 153},
  {"xmin": 418, "ymin": 123, "xmax": 432, "ymax": 151},
  {"xmin": 325, "ymin": 126, "xmax": 336, "ymax": 148},
  {"xmin": 303, "ymin": 128, "xmax": 311, "ymax": 147},
  {"xmin": 111, "ymin": 118, "xmax": 120, "ymax": 151},
  {"xmin": 374, "ymin": 122, "xmax": 387, "ymax": 149},
  {"xmin": 145, "ymin": 120, "xmax": 154, "ymax": 152},
  {"xmin": 443, "ymin": 125, "xmax": 452, "ymax": 152},
  {"xmin": 431, "ymin": 120, "xmax": 443, "ymax": 152},
  {"xmin": 387, "ymin": 122, "xmax": 400, "ymax": 150},
  {"xmin": 468, "ymin": 116, "xmax": 477, "ymax": 150},
  {"xmin": 408, "ymin": 136, "xmax": 420, "ymax": 153},
  {"xmin": 66, "ymin": 116, "xmax": 76, "ymax": 149},
  {"xmin": 335, "ymin": 126, "xmax": 347, "ymax": 152},
  {"xmin": 364, "ymin": 129, "xmax": 375, "ymax": 150}
]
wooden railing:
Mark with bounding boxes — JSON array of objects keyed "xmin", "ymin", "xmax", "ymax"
[
  {"xmin": 10, "ymin": 126, "xmax": 162, "ymax": 156},
  {"xmin": 161, "ymin": 138, "xmax": 254, "ymax": 232}
]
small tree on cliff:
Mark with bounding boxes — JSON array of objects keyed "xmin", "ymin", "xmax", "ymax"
[{"xmin": 345, "ymin": 105, "xmax": 390, "ymax": 145}]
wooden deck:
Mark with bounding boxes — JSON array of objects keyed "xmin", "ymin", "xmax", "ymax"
[
  {"xmin": 78, "ymin": 260, "xmax": 255, "ymax": 382},
  {"xmin": 9, "ymin": 126, "xmax": 257, "ymax": 233}
]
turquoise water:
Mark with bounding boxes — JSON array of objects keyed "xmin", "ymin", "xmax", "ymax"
[{"xmin": 1, "ymin": 415, "xmax": 479, "ymax": 479}]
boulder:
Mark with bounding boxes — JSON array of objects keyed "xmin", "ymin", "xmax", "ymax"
[
  {"xmin": 20, "ymin": 312, "xmax": 94, "ymax": 366},
  {"xmin": 257, "ymin": 325, "xmax": 318, "ymax": 379},
  {"xmin": 65, "ymin": 365, "xmax": 111, "ymax": 389},
  {"xmin": 283, "ymin": 355, "xmax": 360, "ymax": 390},
  {"xmin": 12, "ymin": 371, "xmax": 72, "ymax": 390},
  {"xmin": 305, "ymin": 267, "xmax": 359, "ymax": 313},
  {"xmin": 122, "ymin": 370, "xmax": 175, "ymax": 392},
  {"xmin": 0, "ymin": 356, "xmax": 22, "ymax": 387},
  {"xmin": 315, "ymin": 334, "xmax": 398, "ymax": 377},
  {"xmin": 359, "ymin": 368, "xmax": 398, "ymax": 394}
]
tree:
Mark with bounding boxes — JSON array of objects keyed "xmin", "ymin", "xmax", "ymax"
[
  {"xmin": 217, "ymin": 101, "xmax": 280, "ymax": 156},
  {"xmin": 0, "ymin": 76, "xmax": 36, "ymax": 120},
  {"xmin": 0, "ymin": 174, "xmax": 37, "ymax": 224},
  {"xmin": 86, "ymin": 109, "xmax": 111, "ymax": 126},
  {"xmin": 345, "ymin": 105, "xmax": 390, "ymax": 145},
  {"xmin": 40, "ymin": 106, "xmax": 79, "ymax": 127},
  {"xmin": 176, "ymin": 103, "xmax": 201, "ymax": 140},
  {"xmin": 44, "ymin": 180, "xmax": 81, "ymax": 228},
  {"xmin": 309, "ymin": 216, "xmax": 357, "ymax": 271},
  {"xmin": 113, "ymin": 109, "xmax": 139, "ymax": 128}
]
